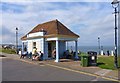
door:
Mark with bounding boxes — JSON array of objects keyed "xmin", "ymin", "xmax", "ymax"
[{"xmin": 48, "ymin": 42, "xmax": 52, "ymax": 57}]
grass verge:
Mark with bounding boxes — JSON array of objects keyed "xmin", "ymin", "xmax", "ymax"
[
  {"xmin": 97, "ymin": 56, "xmax": 116, "ymax": 70},
  {"xmin": 79, "ymin": 52, "xmax": 117, "ymax": 70},
  {"xmin": 0, "ymin": 48, "xmax": 16, "ymax": 54}
]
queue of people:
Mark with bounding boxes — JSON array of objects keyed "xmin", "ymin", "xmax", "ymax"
[
  {"xmin": 32, "ymin": 47, "xmax": 43, "ymax": 61},
  {"xmin": 19, "ymin": 47, "xmax": 43, "ymax": 61},
  {"xmin": 19, "ymin": 47, "xmax": 57, "ymax": 61}
]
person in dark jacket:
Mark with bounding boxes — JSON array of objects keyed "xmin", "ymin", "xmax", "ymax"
[{"xmin": 107, "ymin": 50, "xmax": 110, "ymax": 56}]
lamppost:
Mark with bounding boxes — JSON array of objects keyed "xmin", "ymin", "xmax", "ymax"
[
  {"xmin": 16, "ymin": 27, "xmax": 18, "ymax": 54},
  {"xmin": 98, "ymin": 37, "xmax": 101, "ymax": 55},
  {"xmin": 111, "ymin": 0, "xmax": 119, "ymax": 68}
]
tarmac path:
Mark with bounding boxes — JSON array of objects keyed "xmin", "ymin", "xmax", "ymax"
[{"xmin": 2, "ymin": 57, "xmax": 114, "ymax": 82}]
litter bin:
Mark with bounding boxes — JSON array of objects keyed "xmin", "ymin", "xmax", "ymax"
[
  {"xmin": 87, "ymin": 51, "xmax": 97, "ymax": 66},
  {"xmin": 81, "ymin": 54, "xmax": 88, "ymax": 67}
]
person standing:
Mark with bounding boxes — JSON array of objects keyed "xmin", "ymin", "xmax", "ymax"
[
  {"xmin": 107, "ymin": 50, "xmax": 110, "ymax": 56},
  {"xmin": 52, "ymin": 48, "xmax": 56, "ymax": 59}
]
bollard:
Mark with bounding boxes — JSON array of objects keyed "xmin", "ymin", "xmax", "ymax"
[
  {"xmin": 111, "ymin": 50, "xmax": 114, "ymax": 56},
  {"xmin": 101, "ymin": 50, "xmax": 103, "ymax": 55}
]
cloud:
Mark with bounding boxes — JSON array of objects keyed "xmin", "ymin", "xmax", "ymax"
[
  {"xmin": 1, "ymin": 26, "xmax": 15, "ymax": 44},
  {"xmin": 1, "ymin": 1, "xmax": 115, "ymax": 46},
  {"xmin": 1, "ymin": 0, "xmax": 112, "ymax": 3}
]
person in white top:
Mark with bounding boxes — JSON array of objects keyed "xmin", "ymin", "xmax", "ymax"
[{"xmin": 18, "ymin": 49, "xmax": 22, "ymax": 56}]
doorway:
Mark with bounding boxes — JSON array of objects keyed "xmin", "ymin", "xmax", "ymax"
[{"xmin": 48, "ymin": 41, "xmax": 56, "ymax": 58}]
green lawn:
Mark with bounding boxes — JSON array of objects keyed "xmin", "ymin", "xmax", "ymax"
[
  {"xmin": 0, "ymin": 48, "xmax": 16, "ymax": 54},
  {"xmin": 78, "ymin": 52, "xmax": 87, "ymax": 56},
  {"xmin": 79, "ymin": 52, "xmax": 117, "ymax": 70},
  {"xmin": 97, "ymin": 56, "xmax": 116, "ymax": 70}
]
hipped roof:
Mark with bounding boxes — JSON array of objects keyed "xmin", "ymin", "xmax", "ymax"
[{"xmin": 21, "ymin": 19, "xmax": 79, "ymax": 40}]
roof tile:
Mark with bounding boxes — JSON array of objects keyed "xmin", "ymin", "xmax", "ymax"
[{"xmin": 21, "ymin": 19, "xmax": 79, "ymax": 40}]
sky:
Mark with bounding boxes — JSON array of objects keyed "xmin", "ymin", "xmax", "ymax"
[{"xmin": 0, "ymin": 0, "xmax": 118, "ymax": 46}]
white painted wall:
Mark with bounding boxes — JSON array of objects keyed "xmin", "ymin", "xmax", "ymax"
[
  {"xmin": 27, "ymin": 39, "xmax": 43, "ymax": 53},
  {"xmin": 46, "ymin": 37, "xmax": 78, "ymax": 41},
  {"xmin": 27, "ymin": 40, "xmax": 33, "ymax": 53},
  {"xmin": 46, "ymin": 38, "xmax": 58, "ymax": 41},
  {"xmin": 27, "ymin": 32, "xmax": 44, "ymax": 37},
  {"xmin": 27, "ymin": 38, "xmax": 48, "ymax": 59},
  {"xmin": 40, "ymin": 38, "xmax": 44, "ymax": 53},
  {"xmin": 23, "ymin": 36, "xmax": 77, "ymax": 60}
]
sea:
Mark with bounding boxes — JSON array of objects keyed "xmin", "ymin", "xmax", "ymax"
[
  {"xmin": 18, "ymin": 45, "xmax": 115, "ymax": 54},
  {"xmin": 68, "ymin": 46, "xmax": 115, "ymax": 54}
]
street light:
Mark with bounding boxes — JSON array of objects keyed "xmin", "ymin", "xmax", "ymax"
[
  {"xmin": 16, "ymin": 27, "xmax": 18, "ymax": 54},
  {"xmin": 98, "ymin": 37, "xmax": 101, "ymax": 55},
  {"xmin": 111, "ymin": 0, "xmax": 119, "ymax": 68}
]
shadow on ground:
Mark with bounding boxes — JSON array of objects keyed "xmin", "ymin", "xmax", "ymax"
[{"xmin": 0, "ymin": 55, "xmax": 6, "ymax": 57}]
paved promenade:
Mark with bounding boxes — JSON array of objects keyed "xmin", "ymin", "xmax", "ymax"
[{"xmin": 0, "ymin": 52, "xmax": 119, "ymax": 82}]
